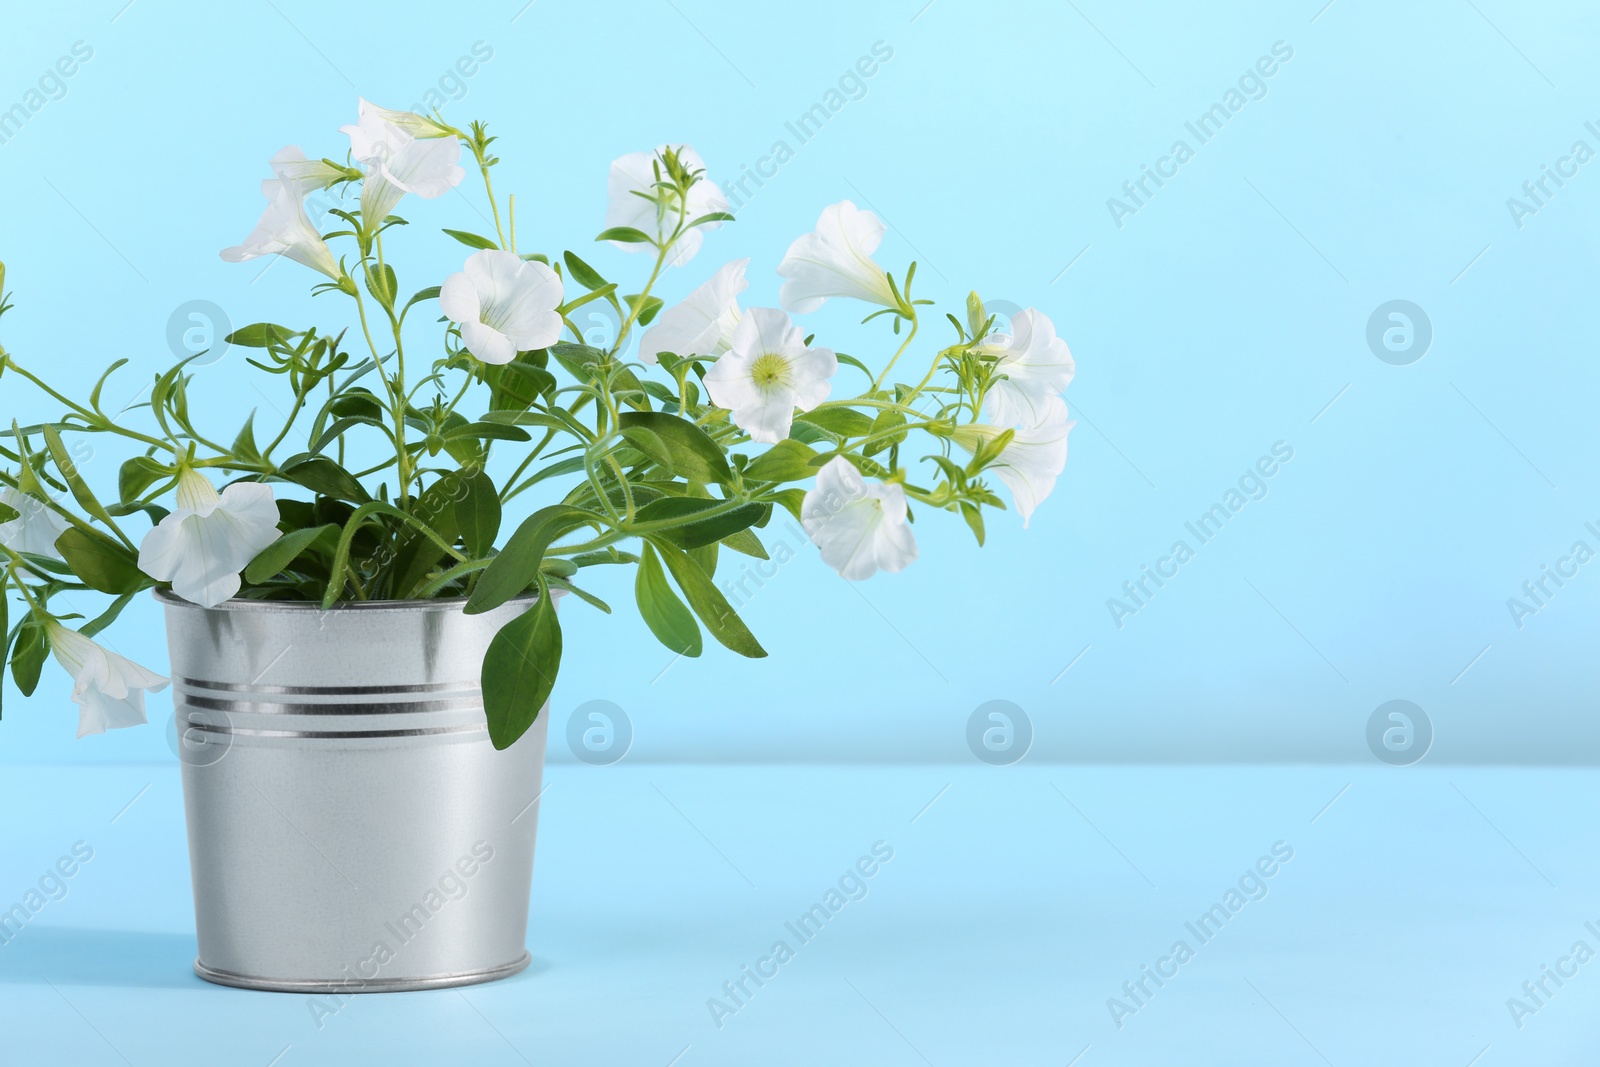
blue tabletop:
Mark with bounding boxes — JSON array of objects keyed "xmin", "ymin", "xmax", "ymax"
[{"xmin": 0, "ymin": 762, "xmax": 1592, "ymax": 1066}]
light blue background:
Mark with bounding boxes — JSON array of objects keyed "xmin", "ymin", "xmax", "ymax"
[
  {"xmin": 4, "ymin": 2, "xmax": 1600, "ymax": 1064},
  {"xmin": 3, "ymin": 0, "xmax": 1598, "ymax": 765}
]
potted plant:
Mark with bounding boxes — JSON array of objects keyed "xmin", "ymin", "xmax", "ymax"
[{"xmin": 0, "ymin": 99, "xmax": 1074, "ymax": 991}]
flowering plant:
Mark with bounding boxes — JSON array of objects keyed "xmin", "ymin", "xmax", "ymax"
[{"xmin": 0, "ymin": 101, "xmax": 1074, "ymax": 748}]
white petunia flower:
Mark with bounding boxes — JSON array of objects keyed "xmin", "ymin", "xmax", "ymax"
[
  {"xmin": 604, "ymin": 144, "xmax": 729, "ymax": 268},
  {"xmin": 46, "ymin": 622, "xmax": 169, "ymax": 739},
  {"xmin": 950, "ymin": 397, "xmax": 1073, "ymax": 527},
  {"xmin": 439, "ymin": 249, "xmax": 565, "ymax": 365},
  {"xmin": 979, "ymin": 309, "xmax": 1075, "ymax": 429},
  {"xmin": 220, "ymin": 179, "xmax": 341, "ymax": 280},
  {"xmin": 777, "ymin": 200, "xmax": 900, "ymax": 314},
  {"xmin": 704, "ymin": 307, "xmax": 837, "ymax": 444},
  {"xmin": 638, "ymin": 258, "xmax": 749, "ymax": 365},
  {"xmin": 801, "ymin": 456, "xmax": 918, "ymax": 580},
  {"xmin": 137, "ymin": 469, "xmax": 281, "ymax": 608},
  {"xmin": 266, "ymin": 145, "xmax": 347, "ymax": 198},
  {"xmin": 341, "ymin": 98, "xmax": 465, "ymax": 227},
  {"xmin": 0, "ymin": 486, "xmax": 69, "ymax": 560}
]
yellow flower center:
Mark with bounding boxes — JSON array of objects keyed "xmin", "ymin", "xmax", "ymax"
[{"xmin": 750, "ymin": 352, "xmax": 791, "ymax": 390}]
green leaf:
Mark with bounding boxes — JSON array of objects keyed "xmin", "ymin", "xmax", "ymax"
[
  {"xmin": 225, "ymin": 323, "xmax": 294, "ymax": 349},
  {"xmin": 10, "ymin": 620, "xmax": 46, "ymax": 697},
  {"xmin": 466, "ymin": 505, "xmax": 600, "ymax": 615},
  {"xmin": 688, "ymin": 541, "xmax": 718, "ymax": 577},
  {"xmin": 560, "ymin": 283, "xmax": 618, "ymax": 316},
  {"xmin": 548, "ymin": 343, "xmax": 608, "ymax": 384},
  {"xmin": 487, "ymin": 361, "xmax": 557, "ymax": 412},
  {"xmin": 443, "ymin": 228, "xmax": 499, "ymax": 250},
  {"xmin": 443, "ymin": 421, "xmax": 532, "ymax": 444},
  {"xmin": 481, "ymin": 583, "xmax": 561, "ymax": 750},
  {"xmin": 795, "ymin": 407, "xmax": 875, "ymax": 438},
  {"xmin": 540, "ymin": 558, "xmax": 578, "ymax": 579},
  {"xmin": 546, "ymin": 574, "xmax": 610, "ymax": 613},
  {"xmin": 80, "ymin": 591, "xmax": 137, "ymax": 638},
  {"xmin": 640, "ymin": 381, "xmax": 678, "ymax": 405},
  {"xmin": 959, "ymin": 501, "xmax": 985, "ymax": 546},
  {"xmin": 322, "ymin": 500, "xmax": 461, "ymax": 607},
  {"xmin": 279, "ymin": 454, "xmax": 371, "ymax": 503},
  {"xmin": 562, "ymin": 251, "xmax": 609, "ymax": 291},
  {"xmin": 507, "ymin": 456, "xmax": 588, "ymax": 497},
  {"xmin": 636, "ymin": 497, "xmax": 769, "ymax": 550},
  {"xmin": 742, "ymin": 439, "xmax": 820, "ymax": 483},
  {"xmin": 0, "ymin": 502, "xmax": 17, "ymax": 524},
  {"xmin": 478, "ymin": 410, "xmax": 570, "ymax": 431},
  {"xmin": 646, "ymin": 537, "xmax": 766, "ymax": 658},
  {"xmin": 834, "ymin": 452, "xmax": 892, "ymax": 479},
  {"xmin": 569, "ymin": 549, "xmax": 640, "ymax": 568},
  {"xmin": 311, "ymin": 415, "xmax": 385, "ymax": 455},
  {"xmin": 721, "ymin": 528, "xmax": 768, "ymax": 559},
  {"xmin": 835, "ymin": 353, "xmax": 874, "ymax": 378},
  {"xmin": 402, "ymin": 285, "xmax": 443, "ymax": 317},
  {"xmin": 88, "ymin": 359, "xmax": 129, "ymax": 412},
  {"xmin": 54, "ymin": 527, "xmax": 147, "ymax": 594},
  {"xmin": 618, "ymin": 424, "xmax": 672, "ymax": 470},
  {"xmin": 618, "ymin": 411, "xmax": 731, "ymax": 485},
  {"xmin": 456, "ymin": 469, "xmax": 502, "ymax": 559},
  {"xmin": 863, "ymin": 409, "xmax": 907, "ymax": 457},
  {"xmin": 330, "ymin": 390, "xmax": 386, "ymax": 421},
  {"xmin": 625, "ymin": 292, "xmax": 665, "ymax": 326},
  {"xmin": 245, "ymin": 525, "xmax": 335, "ymax": 584},
  {"xmin": 788, "ymin": 421, "xmax": 829, "ymax": 445},
  {"xmin": 688, "ymin": 211, "xmax": 736, "ymax": 228},
  {"xmin": 635, "ymin": 542, "xmax": 702, "ymax": 657},
  {"xmin": 42, "ymin": 427, "xmax": 118, "ymax": 531},
  {"xmin": 596, "ymin": 227, "xmax": 654, "ymax": 244},
  {"xmin": 388, "ymin": 476, "xmax": 465, "ymax": 598},
  {"xmin": 770, "ymin": 487, "xmax": 806, "ymax": 524},
  {"xmin": 364, "ymin": 263, "xmax": 398, "ymax": 308},
  {"xmin": 232, "ymin": 415, "xmax": 264, "ymax": 464}
]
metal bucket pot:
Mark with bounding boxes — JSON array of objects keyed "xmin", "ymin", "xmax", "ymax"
[{"xmin": 158, "ymin": 591, "xmax": 550, "ymax": 993}]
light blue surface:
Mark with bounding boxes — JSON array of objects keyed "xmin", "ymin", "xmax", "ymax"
[
  {"xmin": 2, "ymin": 1, "xmax": 1599, "ymax": 1063},
  {"xmin": 2, "ymin": 763, "xmax": 1597, "ymax": 1065}
]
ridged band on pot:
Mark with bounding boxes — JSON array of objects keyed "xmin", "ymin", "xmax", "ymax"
[{"xmin": 159, "ymin": 590, "xmax": 553, "ymax": 994}]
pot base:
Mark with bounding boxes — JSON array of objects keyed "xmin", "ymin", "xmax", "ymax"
[{"xmin": 192, "ymin": 951, "xmax": 532, "ymax": 993}]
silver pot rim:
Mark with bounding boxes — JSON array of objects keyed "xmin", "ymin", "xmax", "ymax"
[{"xmin": 152, "ymin": 589, "xmax": 545, "ymax": 614}]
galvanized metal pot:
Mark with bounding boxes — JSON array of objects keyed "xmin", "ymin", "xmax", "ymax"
[{"xmin": 158, "ymin": 591, "xmax": 550, "ymax": 993}]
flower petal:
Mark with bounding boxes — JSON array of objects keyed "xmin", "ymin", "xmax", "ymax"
[
  {"xmin": 138, "ymin": 480, "xmax": 281, "ymax": 607},
  {"xmin": 639, "ymin": 258, "xmax": 749, "ymax": 363},
  {"xmin": 777, "ymin": 200, "xmax": 898, "ymax": 313},
  {"xmin": 461, "ymin": 320, "xmax": 518, "ymax": 365},
  {"xmin": 603, "ymin": 145, "xmax": 727, "ymax": 266},
  {"xmin": 438, "ymin": 270, "xmax": 481, "ymax": 324},
  {"xmin": 801, "ymin": 457, "xmax": 917, "ymax": 579}
]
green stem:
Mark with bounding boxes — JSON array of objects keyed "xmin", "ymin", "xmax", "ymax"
[
  {"xmin": 608, "ymin": 187, "xmax": 688, "ymax": 359},
  {"xmin": 4, "ymin": 358, "xmax": 174, "ymax": 453},
  {"xmin": 479, "ymin": 153, "xmax": 508, "ymax": 248},
  {"xmin": 499, "ymin": 429, "xmax": 557, "ymax": 504},
  {"xmin": 903, "ymin": 343, "xmax": 962, "ymax": 406},
  {"xmin": 2, "ymin": 552, "xmax": 50, "ymax": 615},
  {"xmin": 870, "ymin": 310, "xmax": 919, "ymax": 394},
  {"xmin": 261, "ymin": 380, "xmax": 318, "ymax": 460},
  {"xmin": 321, "ymin": 501, "xmax": 466, "ymax": 608},
  {"xmin": 0, "ymin": 470, "xmax": 143, "ymax": 548},
  {"xmin": 348, "ymin": 272, "xmax": 411, "ymax": 512},
  {"xmin": 605, "ymin": 455, "xmax": 635, "ymax": 522},
  {"xmin": 413, "ymin": 557, "xmax": 493, "ymax": 598}
]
